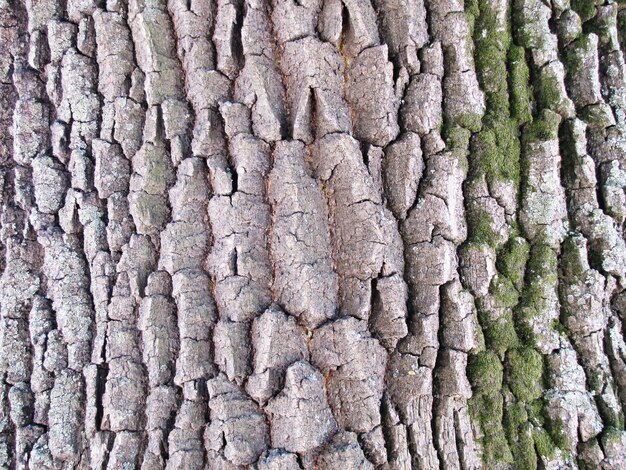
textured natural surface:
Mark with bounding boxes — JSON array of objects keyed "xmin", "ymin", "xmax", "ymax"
[{"xmin": 2, "ymin": 0, "xmax": 626, "ymax": 468}]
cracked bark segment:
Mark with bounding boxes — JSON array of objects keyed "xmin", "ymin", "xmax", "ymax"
[
  {"xmin": 343, "ymin": 0, "xmax": 380, "ymax": 56},
  {"xmin": 440, "ymin": 280, "xmax": 480, "ymax": 354},
  {"xmin": 48, "ymin": 369, "xmax": 85, "ymax": 463},
  {"xmin": 257, "ymin": 449, "xmax": 302, "ymax": 469},
  {"xmin": 93, "ymin": 139, "xmax": 130, "ymax": 200},
  {"xmin": 311, "ymin": 317, "xmax": 387, "ymax": 433},
  {"xmin": 101, "ymin": 284, "xmax": 146, "ymax": 435},
  {"xmin": 31, "ymin": 153, "xmax": 69, "ymax": 214},
  {"xmin": 129, "ymin": 107, "xmax": 175, "ymax": 246},
  {"xmin": 565, "ymin": 33, "xmax": 603, "ymax": 109},
  {"xmin": 128, "ymin": 0, "xmax": 185, "ymax": 106},
  {"xmin": 515, "ymin": 0, "xmax": 574, "ymax": 118},
  {"xmin": 166, "ymin": 398, "xmax": 207, "ymax": 469},
  {"xmin": 208, "ymin": 136, "xmax": 273, "ymax": 323},
  {"xmin": 560, "ymin": 234, "xmax": 623, "ymax": 431},
  {"xmin": 433, "ymin": 395, "xmax": 480, "ymax": 470},
  {"xmin": 405, "ymin": 236, "xmax": 456, "ymax": 322},
  {"xmin": 545, "ymin": 347, "xmax": 603, "ymax": 450},
  {"xmin": 214, "ymin": 0, "xmax": 244, "ymax": 81},
  {"xmin": 29, "ymin": 296, "xmax": 54, "ymax": 425},
  {"xmin": 561, "ymin": 119, "xmax": 626, "ymax": 281},
  {"xmin": 0, "ymin": 317, "xmax": 32, "ymax": 385},
  {"xmin": 383, "ymin": 131, "xmax": 424, "ymax": 220},
  {"xmin": 205, "ymin": 375, "xmax": 269, "ymax": 466},
  {"xmin": 112, "ymin": 97, "xmax": 146, "ymax": 159},
  {"xmin": 373, "ymin": 0, "xmax": 427, "ymax": 73},
  {"xmin": 142, "ymin": 385, "xmax": 178, "ymax": 470},
  {"xmin": 214, "ymin": 320, "xmax": 251, "ymax": 385},
  {"xmin": 159, "ymin": 157, "xmax": 211, "ymax": 275},
  {"xmin": 247, "ymin": 306, "xmax": 309, "ymax": 404},
  {"xmin": 268, "ymin": 141, "xmax": 337, "ymax": 329},
  {"xmin": 107, "ymin": 431, "xmax": 143, "ymax": 469},
  {"xmin": 385, "ymin": 351, "xmax": 433, "ymax": 418},
  {"xmin": 138, "ymin": 272, "xmax": 178, "ymax": 389},
  {"xmin": 266, "ymin": 361, "xmax": 337, "ymax": 454},
  {"xmin": 235, "ymin": 55, "xmax": 286, "ymax": 142},
  {"xmin": 12, "ymin": 87, "xmax": 50, "ymax": 167},
  {"xmin": 316, "ymin": 431, "xmax": 374, "ymax": 469},
  {"xmin": 427, "ymin": 0, "xmax": 485, "ymax": 127},
  {"xmin": 346, "ymin": 45, "xmax": 400, "ymax": 147},
  {"xmin": 93, "ymin": 9, "xmax": 136, "ymax": 104},
  {"xmin": 281, "ymin": 38, "xmax": 351, "ymax": 143},
  {"xmin": 271, "ymin": 0, "xmax": 321, "ymax": 44},
  {"xmin": 313, "ymin": 133, "xmax": 405, "ymax": 320},
  {"xmin": 171, "ymin": 269, "xmax": 217, "ymax": 385},
  {"xmin": 520, "ymin": 115, "xmax": 568, "ymax": 247},
  {"xmin": 400, "ymin": 73, "xmax": 443, "ymax": 137},
  {"xmin": 40, "ymin": 231, "xmax": 93, "ymax": 370},
  {"xmin": 403, "ymin": 152, "xmax": 467, "ymax": 246},
  {"xmin": 369, "ymin": 274, "xmax": 409, "ymax": 351},
  {"xmin": 221, "ymin": 101, "xmax": 252, "ymax": 138},
  {"xmin": 459, "ymin": 243, "xmax": 497, "ymax": 298},
  {"xmin": 58, "ymin": 47, "xmax": 100, "ymax": 144},
  {"xmin": 241, "ymin": 0, "xmax": 276, "ymax": 59}
]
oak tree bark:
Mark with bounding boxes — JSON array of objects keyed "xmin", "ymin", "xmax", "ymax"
[{"xmin": 2, "ymin": 0, "xmax": 626, "ymax": 468}]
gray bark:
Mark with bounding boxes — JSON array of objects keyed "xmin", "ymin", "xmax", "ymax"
[{"xmin": 1, "ymin": 0, "xmax": 626, "ymax": 468}]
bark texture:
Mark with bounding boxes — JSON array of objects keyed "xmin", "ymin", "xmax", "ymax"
[{"xmin": 2, "ymin": 0, "xmax": 626, "ymax": 468}]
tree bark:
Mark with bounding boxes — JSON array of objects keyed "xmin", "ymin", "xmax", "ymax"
[{"xmin": 1, "ymin": 0, "xmax": 626, "ymax": 468}]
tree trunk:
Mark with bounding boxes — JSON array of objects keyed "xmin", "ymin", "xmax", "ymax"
[{"xmin": 2, "ymin": 0, "xmax": 626, "ymax": 468}]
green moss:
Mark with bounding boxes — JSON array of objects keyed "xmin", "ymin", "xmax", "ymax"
[
  {"xmin": 497, "ymin": 237, "xmax": 530, "ymax": 291},
  {"xmin": 468, "ymin": 209, "xmax": 498, "ymax": 247},
  {"xmin": 579, "ymin": 103, "xmax": 615, "ymax": 129},
  {"xmin": 509, "ymin": 421, "xmax": 538, "ymax": 470},
  {"xmin": 491, "ymin": 275, "xmax": 520, "ymax": 309},
  {"xmin": 602, "ymin": 427, "xmax": 625, "ymax": 448},
  {"xmin": 515, "ymin": 306, "xmax": 539, "ymax": 346},
  {"xmin": 564, "ymin": 35, "xmax": 592, "ymax": 77},
  {"xmin": 525, "ymin": 109, "xmax": 561, "ymax": 142},
  {"xmin": 597, "ymin": 394, "xmax": 625, "ymax": 429},
  {"xmin": 479, "ymin": 309, "xmax": 520, "ymax": 355},
  {"xmin": 472, "ymin": 123, "xmax": 521, "ymax": 185},
  {"xmin": 526, "ymin": 398, "xmax": 545, "ymax": 426},
  {"xmin": 443, "ymin": 124, "xmax": 471, "ymax": 151},
  {"xmin": 571, "ymin": 0, "xmax": 597, "ymax": 23},
  {"xmin": 506, "ymin": 347, "xmax": 544, "ymax": 402},
  {"xmin": 527, "ymin": 243, "xmax": 557, "ymax": 277},
  {"xmin": 493, "ymin": 120, "xmax": 521, "ymax": 183},
  {"xmin": 473, "ymin": 2, "xmax": 510, "ymax": 117},
  {"xmin": 550, "ymin": 319, "xmax": 568, "ymax": 336},
  {"xmin": 503, "ymin": 404, "xmax": 538, "ymax": 470},
  {"xmin": 470, "ymin": 393, "xmax": 514, "ymax": 465},
  {"xmin": 456, "ymin": 112, "xmax": 483, "ymax": 133},
  {"xmin": 508, "ymin": 46, "xmax": 532, "ymax": 124},
  {"xmin": 534, "ymin": 428, "xmax": 557, "ymax": 458},
  {"xmin": 464, "ymin": 0, "xmax": 479, "ymax": 19},
  {"xmin": 545, "ymin": 412, "xmax": 570, "ymax": 451},
  {"xmin": 536, "ymin": 71, "xmax": 562, "ymax": 112},
  {"xmin": 469, "ymin": 393, "xmax": 502, "ymax": 430},
  {"xmin": 560, "ymin": 236, "xmax": 586, "ymax": 280},
  {"xmin": 514, "ymin": 243, "xmax": 558, "ymax": 346},
  {"xmin": 619, "ymin": 11, "xmax": 626, "ymax": 53},
  {"xmin": 468, "ymin": 351, "xmax": 503, "ymax": 392},
  {"xmin": 504, "ymin": 401, "xmax": 528, "ymax": 433},
  {"xmin": 587, "ymin": 369, "xmax": 603, "ymax": 393}
]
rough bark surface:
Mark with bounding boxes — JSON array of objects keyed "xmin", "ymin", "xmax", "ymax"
[{"xmin": 2, "ymin": 0, "xmax": 626, "ymax": 469}]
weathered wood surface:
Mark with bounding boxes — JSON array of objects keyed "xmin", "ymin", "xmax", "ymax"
[{"xmin": 2, "ymin": 0, "xmax": 626, "ymax": 468}]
